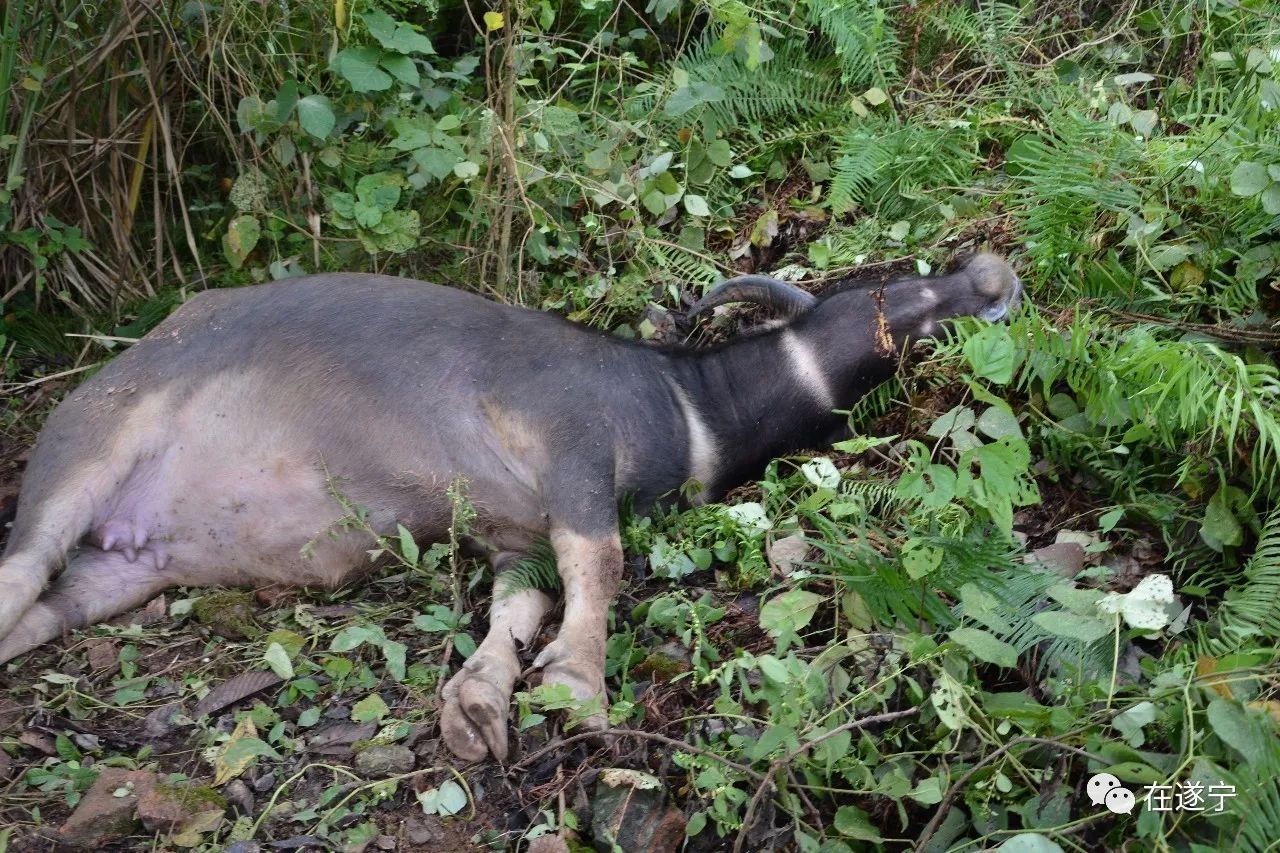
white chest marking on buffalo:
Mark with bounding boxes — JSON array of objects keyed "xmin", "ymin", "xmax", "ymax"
[
  {"xmin": 781, "ymin": 331, "xmax": 836, "ymax": 411},
  {"xmin": 668, "ymin": 380, "xmax": 718, "ymax": 500}
]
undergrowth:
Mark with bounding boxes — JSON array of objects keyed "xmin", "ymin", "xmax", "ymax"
[{"xmin": 1, "ymin": 1, "xmax": 1279, "ymax": 852}]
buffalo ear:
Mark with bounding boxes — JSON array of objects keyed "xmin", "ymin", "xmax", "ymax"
[{"xmin": 689, "ymin": 275, "xmax": 819, "ymax": 319}]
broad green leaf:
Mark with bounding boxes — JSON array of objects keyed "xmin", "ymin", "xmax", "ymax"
[
  {"xmin": 963, "ymin": 324, "xmax": 1017, "ymax": 385},
  {"xmin": 706, "ymin": 139, "xmax": 733, "ymax": 167},
  {"xmin": 380, "ymin": 54, "xmax": 419, "ymax": 87},
  {"xmin": 483, "ymin": 11, "xmax": 504, "ymax": 31},
  {"xmin": 1207, "ymin": 698, "xmax": 1269, "ymax": 766},
  {"xmin": 833, "ymin": 805, "xmax": 882, "ymax": 840},
  {"xmin": 332, "ymin": 47, "xmax": 392, "ymax": 92},
  {"xmin": 382, "ymin": 640, "xmax": 407, "ymax": 681},
  {"xmin": 222, "ymin": 215, "xmax": 260, "ymax": 269},
  {"xmin": 930, "ymin": 671, "xmax": 969, "ymax": 730},
  {"xmin": 949, "ymin": 627, "xmax": 1018, "ymax": 668},
  {"xmin": 296, "ymin": 95, "xmax": 335, "ymax": 139},
  {"xmin": 902, "ymin": 541, "xmax": 942, "ymax": 580},
  {"xmin": 418, "ymin": 779, "xmax": 468, "ymax": 816},
  {"xmin": 352, "ymin": 694, "xmax": 390, "ymax": 723},
  {"xmin": 759, "ymin": 589, "xmax": 822, "ymax": 636},
  {"xmin": 998, "ymin": 835, "xmax": 1065, "ymax": 853},
  {"xmin": 664, "ymin": 81, "xmax": 725, "ymax": 117},
  {"xmin": 1201, "ymin": 486, "xmax": 1243, "ymax": 550},
  {"xmin": 1031, "ymin": 609, "xmax": 1110, "ymax": 643},
  {"xmin": 928, "ymin": 405, "xmax": 975, "ymax": 438},
  {"xmin": 263, "ymin": 643, "xmax": 294, "ymax": 680},
  {"xmin": 364, "ymin": 10, "xmax": 435, "ymax": 55},
  {"xmin": 331, "ymin": 624, "xmax": 380, "ymax": 652},
  {"xmin": 453, "ymin": 161, "xmax": 481, "ymax": 179},
  {"xmin": 642, "ymin": 188, "xmax": 669, "ymax": 216},
  {"xmin": 1230, "ymin": 161, "xmax": 1270, "ymax": 197},
  {"xmin": 1130, "ymin": 109, "xmax": 1158, "ymax": 136},
  {"xmin": 397, "ymin": 524, "xmax": 419, "ymax": 565},
  {"xmin": 977, "ymin": 406, "xmax": 1022, "ymax": 439},
  {"xmin": 1261, "ymin": 183, "xmax": 1280, "ymax": 215},
  {"xmin": 683, "ymin": 194, "xmax": 710, "ymax": 217},
  {"xmin": 413, "ymin": 148, "xmax": 457, "ymax": 181},
  {"xmin": 453, "ymin": 633, "xmax": 477, "ymax": 659},
  {"xmin": 214, "ymin": 718, "xmax": 279, "ymax": 785},
  {"xmin": 361, "ymin": 209, "xmax": 420, "ymax": 254},
  {"xmin": 1113, "ymin": 71, "xmax": 1155, "ymax": 86},
  {"xmin": 1112, "ymin": 701, "xmax": 1157, "ymax": 747}
]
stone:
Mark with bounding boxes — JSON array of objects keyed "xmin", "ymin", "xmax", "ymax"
[
  {"xmin": 767, "ymin": 533, "xmax": 809, "ymax": 575},
  {"xmin": 591, "ymin": 768, "xmax": 686, "ymax": 853},
  {"xmin": 1055, "ymin": 529, "xmax": 1102, "ymax": 562},
  {"xmin": 222, "ymin": 779, "xmax": 255, "ymax": 816},
  {"xmin": 1026, "ymin": 542, "xmax": 1085, "ymax": 578},
  {"xmin": 85, "ymin": 639, "xmax": 119, "ymax": 672},
  {"xmin": 405, "ymin": 816, "xmax": 445, "ymax": 844},
  {"xmin": 57, "ymin": 768, "xmax": 154, "ymax": 847},
  {"xmin": 354, "ymin": 744, "xmax": 415, "ymax": 776},
  {"xmin": 527, "ymin": 836, "xmax": 571, "ymax": 853},
  {"xmin": 137, "ymin": 780, "xmax": 227, "ymax": 834},
  {"xmin": 142, "ymin": 702, "xmax": 184, "ymax": 742}
]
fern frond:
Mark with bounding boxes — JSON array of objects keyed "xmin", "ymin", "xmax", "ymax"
[
  {"xmin": 499, "ymin": 540, "xmax": 560, "ymax": 596},
  {"xmin": 1195, "ymin": 507, "xmax": 1280, "ymax": 655},
  {"xmin": 801, "ymin": 0, "xmax": 901, "ymax": 87}
]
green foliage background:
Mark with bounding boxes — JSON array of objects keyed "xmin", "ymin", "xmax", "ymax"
[{"xmin": 1, "ymin": 1, "xmax": 1280, "ymax": 851}]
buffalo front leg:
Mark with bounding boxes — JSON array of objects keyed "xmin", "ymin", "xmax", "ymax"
[
  {"xmin": 531, "ymin": 525, "xmax": 623, "ymax": 731},
  {"xmin": 440, "ymin": 560, "xmax": 552, "ymax": 762}
]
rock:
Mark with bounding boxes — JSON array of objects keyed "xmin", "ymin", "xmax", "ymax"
[
  {"xmin": 1026, "ymin": 542, "xmax": 1085, "ymax": 578},
  {"xmin": 57, "ymin": 768, "xmax": 154, "ymax": 847},
  {"xmin": 527, "ymin": 836, "xmax": 571, "ymax": 853},
  {"xmin": 191, "ymin": 590, "xmax": 260, "ymax": 639},
  {"xmin": 222, "ymin": 779, "xmax": 255, "ymax": 816},
  {"xmin": 767, "ymin": 533, "xmax": 809, "ymax": 575},
  {"xmin": 225, "ymin": 843, "xmax": 262, "ymax": 853},
  {"xmin": 591, "ymin": 768, "xmax": 686, "ymax": 853},
  {"xmin": 137, "ymin": 780, "xmax": 227, "ymax": 834},
  {"xmin": 406, "ymin": 815, "xmax": 445, "ymax": 844},
  {"xmin": 1055, "ymin": 529, "xmax": 1102, "ymax": 562},
  {"xmin": 19, "ymin": 729, "xmax": 56, "ymax": 755},
  {"xmin": 85, "ymin": 639, "xmax": 119, "ymax": 672},
  {"xmin": 354, "ymin": 744, "xmax": 415, "ymax": 776},
  {"xmin": 306, "ymin": 721, "xmax": 376, "ymax": 755},
  {"xmin": 632, "ymin": 643, "xmax": 691, "ymax": 681},
  {"xmin": 142, "ymin": 702, "xmax": 184, "ymax": 741}
]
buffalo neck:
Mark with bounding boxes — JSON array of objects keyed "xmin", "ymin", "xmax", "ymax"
[{"xmin": 673, "ymin": 302, "xmax": 900, "ymax": 498}]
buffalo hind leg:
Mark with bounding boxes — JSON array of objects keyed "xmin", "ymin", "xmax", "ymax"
[
  {"xmin": 440, "ymin": 555, "xmax": 552, "ymax": 761},
  {"xmin": 0, "ymin": 549, "xmax": 172, "ymax": 664},
  {"xmin": 530, "ymin": 525, "xmax": 623, "ymax": 732}
]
